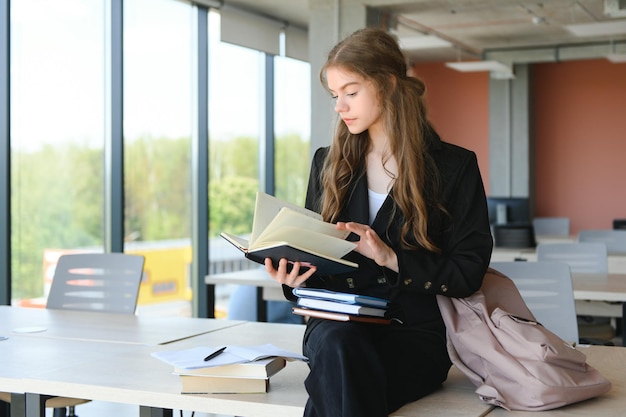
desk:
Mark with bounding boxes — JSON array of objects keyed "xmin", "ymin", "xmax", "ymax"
[
  {"xmin": 486, "ymin": 345, "xmax": 626, "ymax": 417},
  {"xmin": 4, "ymin": 316, "xmax": 624, "ymax": 417},
  {"xmin": 0, "ymin": 306, "xmax": 244, "ymax": 346},
  {"xmin": 491, "ymin": 247, "xmax": 626, "ymax": 274},
  {"xmin": 571, "ymin": 273, "xmax": 626, "ymax": 344},
  {"xmin": 164, "ymin": 322, "xmax": 495, "ymax": 416},
  {"xmin": 206, "ymin": 268, "xmax": 284, "ymax": 322},
  {"xmin": 1, "ymin": 319, "xmax": 492, "ymax": 417}
]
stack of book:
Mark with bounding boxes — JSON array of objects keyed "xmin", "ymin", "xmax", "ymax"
[
  {"xmin": 151, "ymin": 344, "xmax": 308, "ymax": 394},
  {"xmin": 292, "ymin": 288, "xmax": 391, "ymax": 325},
  {"xmin": 176, "ymin": 356, "xmax": 286, "ymax": 394}
]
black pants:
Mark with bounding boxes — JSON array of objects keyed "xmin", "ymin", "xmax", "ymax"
[{"xmin": 302, "ymin": 318, "xmax": 451, "ymax": 417}]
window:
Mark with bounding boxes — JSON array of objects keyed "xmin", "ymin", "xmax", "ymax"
[
  {"xmin": 10, "ymin": 0, "xmax": 105, "ymax": 305},
  {"xmin": 123, "ymin": 0, "xmax": 194, "ymax": 312},
  {"xmin": 274, "ymin": 55, "xmax": 311, "ymax": 205}
]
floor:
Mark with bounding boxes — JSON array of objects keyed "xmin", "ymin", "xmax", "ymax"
[{"xmin": 46, "ymin": 402, "xmax": 231, "ymax": 417}]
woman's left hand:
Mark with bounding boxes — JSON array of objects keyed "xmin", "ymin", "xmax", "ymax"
[{"xmin": 337, "ymin": 222, "xmax": 398, "ymax": 272}]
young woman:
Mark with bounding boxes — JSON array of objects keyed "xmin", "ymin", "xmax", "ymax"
[{"xmin": 265, "ymin": 27, "xmax": 493, "ymax": 416}]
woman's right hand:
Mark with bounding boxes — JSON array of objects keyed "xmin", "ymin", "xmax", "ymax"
[{"xmin": 264, "ymin": 257, "xmax": 316, "ymax": 288}]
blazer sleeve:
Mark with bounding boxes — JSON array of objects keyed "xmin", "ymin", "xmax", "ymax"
[{"xmin": 388, "ymin": 147, "xmax": 493, "ymax": 299}]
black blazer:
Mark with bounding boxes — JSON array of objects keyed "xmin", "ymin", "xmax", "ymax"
[{"xmin": 287, "ymin": 130, "xmax": 493, "ymax": 326}]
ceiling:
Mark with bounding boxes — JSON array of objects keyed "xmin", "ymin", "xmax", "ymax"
[{"xmin": 220, "ymin": 0, "xmax": 626, "ymax": 64}]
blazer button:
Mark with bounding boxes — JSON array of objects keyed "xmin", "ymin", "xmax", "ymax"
[
  {"xmin": 440, "ymin": 284, "xmax": 448, "ymax": 293},
  {"xmin": 424, "ymin": 281, "xmax": 432, "ymax": 289},
  {"xmin": 403, "ymin": 278, "xmax": 412, "ymax": 286}
]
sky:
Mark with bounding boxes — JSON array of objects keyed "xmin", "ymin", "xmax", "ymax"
[{"xmin": 10, "ymin": 0, "xmax": 311, "ymax": 151}]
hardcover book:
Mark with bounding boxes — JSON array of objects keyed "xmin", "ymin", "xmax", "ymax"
[
  {"xmin": 292, "ymin": 307, "xmax": 391, "ymax": 325},
  {"xmin": 292, "ymin": 288, "xmax": 389, "ymax": 308},
  {"xmin": 179, "ymin": 374, "xmax": 271, "ymax": 394},
  {"xmin": 296, "ymin": 297, "xmax": 387, "ymax": 317},
  {"xmin": 220, "ymin": 192, "xmax": 358, "ymax": 275}
]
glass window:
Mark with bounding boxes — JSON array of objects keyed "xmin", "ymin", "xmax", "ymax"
[
  {"xmin": 208, "ymin": 10, "xmax": 264, "ymax": 317},
  {"xmin": 274, "ymin": 55, "xmax": 311, "ymax": 205},
  {"xmin": 123, "ymin": 0, "xmax": 193, "ymax": 315},
  {"xmin": 10, "ymin": 0, "xmax": 105, "ymax": 306}
]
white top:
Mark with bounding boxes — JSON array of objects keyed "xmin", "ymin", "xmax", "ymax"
[{"xmin": 368, "ymin": 189, "xmax": 387, "ymax": 225}]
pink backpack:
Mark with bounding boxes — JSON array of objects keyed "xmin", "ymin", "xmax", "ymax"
[{"xmin": 436, "ymin": 267, "xmax": 612, "ymax": 411}]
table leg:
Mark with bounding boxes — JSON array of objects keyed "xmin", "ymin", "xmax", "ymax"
[
  {"xmin": 139, "ymin": 406, "xmax": 173, "ymax": 417},
  {"xmin": 24, "ymin": 394, "xmax": 49, "ymax": 417},
  {"xmin": 256, "ymin": 286, "xmax": 267, "ymax": 322},
  {"xmin": 8, "ymin": 393, "xmax": 24, "ymax": 417},
  {"xmin": 622, "ymin": 303, "xmax": 625, "ymax": 347}
]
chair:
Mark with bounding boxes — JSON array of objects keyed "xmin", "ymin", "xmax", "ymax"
[
  {"xmin": 578, "ymin": 229, "xmax": 626, "ymax": 255},
  {"xmin": 46, "ymin": 253, "xmax": 144, "ymax": 314},
  {"xmin": 536, "ymin": 242, "xmax": 614, "ymax": 344},
  {"xmin": 536, "ymin": 242, "xmax": 608, "ymax": 274},
  {"xmin": 0, "ymin": 252, "xmax": 145, "ymax": 417},
  {"xmin": 532, "ymin": 217, "xmax": 570, "ymax": 237},
  {"xmin": 492, "ymin": 223, "xmax": 536, "ymax": 248},
  {"xmin": 490, "ymin": 261, "xmax": 579, "ymax": 345}
]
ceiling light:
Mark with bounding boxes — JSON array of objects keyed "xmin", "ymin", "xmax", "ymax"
[
  {"xmin": 398, "ymin": 34, "xmax": 452, "ymax": 50},
  {"xmin": 445, "ymin": 60, "xmax": 514, "ymax": 79},
  {"xmin": 565, "ymin": 20, "xmax": 626, "ymax": 37},
  {"xmin": 445, "ymin": 60, "xmax": 511, "ymax": 72},
  {"xmin": 607, "ymin": 53, "xmax": 626, "ymax": 63}
]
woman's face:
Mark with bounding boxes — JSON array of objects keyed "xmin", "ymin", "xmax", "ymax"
[{"xmin": 326, "ymin": 67, "xmax": 383, "ymax": 136}]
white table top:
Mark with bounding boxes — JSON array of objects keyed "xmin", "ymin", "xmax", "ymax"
[
  {"xmin": 0, "ymin": 305, "xmax": 244, "ymax": 346},
  {"xmin": 0, "ymin": 319, "xmax": 492, "ymax": 417},
  {"xmin": 205, "ymin": 268, "xmax": 277, "ymax": 288},
  {"xmin": 571, "ymin": 273, "xmax": 626, "ymax": 302},
  {"xmin": 3, "ymin": 314, "xmax": 624, "ymax": 417},
  {"xmin": 207, "ymin": 269, "xmax": 626, "ymax": 304}
]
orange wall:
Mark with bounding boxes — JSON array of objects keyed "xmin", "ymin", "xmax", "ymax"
[
  {"xmin": 533, "ymin": 59, "xmax": 626, "ymax": 234},
  {"xmin": 412, "ymin": 60, "xmax": 626, "ymax": 235},
  {"xmin": 412, "ymin": 63, "xmax": 491, "ymax": 194}
]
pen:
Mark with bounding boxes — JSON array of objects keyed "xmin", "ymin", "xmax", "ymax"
[{"xmin": 204, "ymin": 346, "xmax": 227, "ymax": 361}]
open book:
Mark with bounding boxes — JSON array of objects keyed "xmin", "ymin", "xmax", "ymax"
[
  {"xmin": 220, "ymin": 192, "xmax": 358, "ymax": 275},
  {"xmin": 151, "ymin": 343, "xmax": 307, "ymax": 370}
]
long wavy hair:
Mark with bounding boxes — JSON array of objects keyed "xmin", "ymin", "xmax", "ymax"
[{"xmin": 319, "ymin": 27, "xmax": 442, "ymax": 252}]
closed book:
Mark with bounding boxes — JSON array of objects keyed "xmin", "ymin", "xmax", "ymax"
[
  {"xmin": 293, "ymin": 307, "xmax": 391, "ymax": 325},
  {"xmin": 174, "ymin": 357, "xmax": 286, "ymax": 378},
  {"xmin": 180, "ymin": 374, "xmax": 270, "ymax": 394},
  {"xmin": 296, "ymin": 297, "xmax": 387, "ymax": 317},
  {"xmin": 292, "ymin": 288, "xmax": 389, "ymax": 308}
]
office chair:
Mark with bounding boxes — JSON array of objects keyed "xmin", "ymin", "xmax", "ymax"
[
  {"xmin": 532, "ymin": 217, "xmax": 570, "ymax": 237},
  {"xmin": 0, "ymin": 253, "xmax": 145, "ymax": 417},
  {"xmin": 536, "ymin": 242, "xmax": 608, "ymax": 274},
  {"xmin": 536, "ymin": 242, "xmax": 614, "ymax": 345},
  {"xmin": 578, "ymin": 229, "xmax": 626, "ymax": 256},
  {"xmin": 490, "ymin": 261, "xmax": 578, "ymax": 345}
]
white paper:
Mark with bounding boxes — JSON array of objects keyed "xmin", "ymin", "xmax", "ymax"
[{"xmin": 152, "ymin": 343, "xmax": 308, "ymax": 370}]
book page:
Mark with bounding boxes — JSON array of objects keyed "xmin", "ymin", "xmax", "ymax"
[
  {"xmin": 250, "ymin": 192, "xmax": 322, "ymax": 244},
  {"xmin": 152, "ymin": 344, "xmax": 307, "ymax": 370},
  {"xmin": 255, "ymin": 226, "xmax": 356, "ymax": 259},
  {"xmin": 220, "ymin": 232, "xmax": 250, "ymax": 251},
  {"xmin": 253, "ymin": 207, "xmax": 348, "ymax": 247}
]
